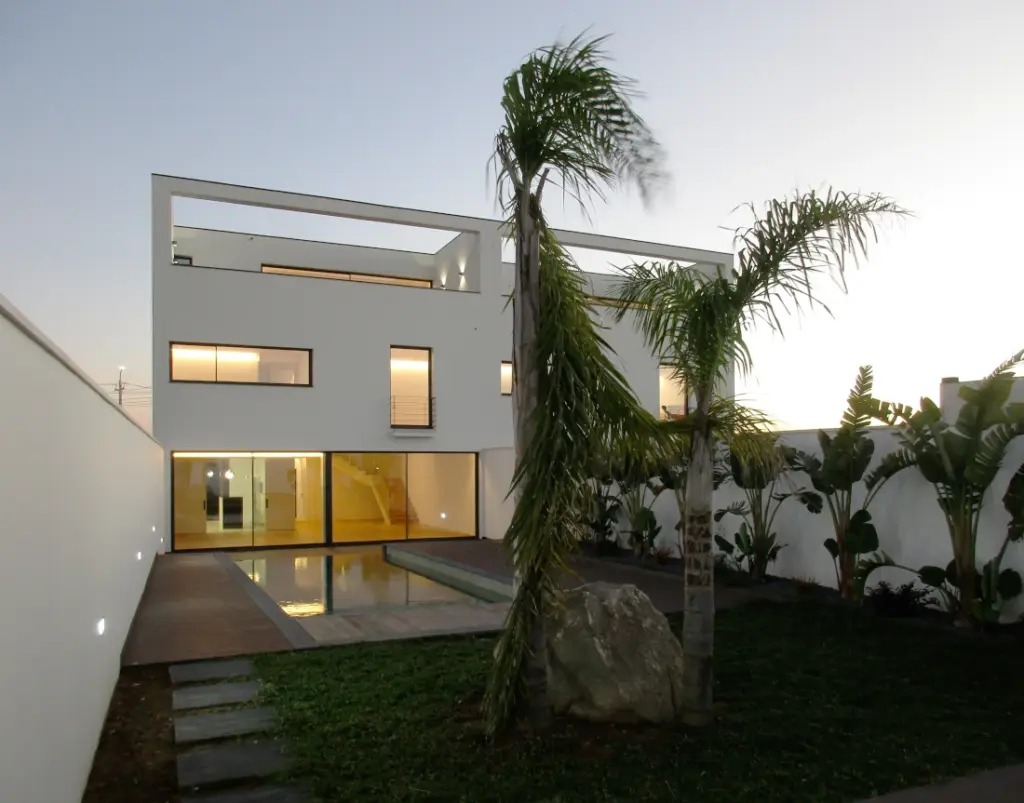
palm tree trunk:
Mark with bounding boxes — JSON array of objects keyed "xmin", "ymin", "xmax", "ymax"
[
  {"xmin": 681, "ymin": 406, "xmax": 714, "ymax": 726},
  {"xmin": 512, "ymin": 193, "xmax": 549, "ymax": 724}
]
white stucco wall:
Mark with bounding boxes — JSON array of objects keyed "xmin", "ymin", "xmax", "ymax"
[
  {"xmin": 479, "ymin": 424, "xmax": 1024, "ymax": 619},
  {"xmin": 0, "ymin": 295, "xmax": 166, "ymax": 803}
]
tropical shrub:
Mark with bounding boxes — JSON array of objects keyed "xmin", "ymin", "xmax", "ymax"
[
  {"xmin": 790, "ymin": 366, "xmax": 898, "ymax": 599},
  {"xmin": 866, "ymin": 581, "xmax": 935, "ymax": 618},
  {"xmin": 856, "ymin": 351, "xmax": 1024, "ymax": 626},
  {"xmin": 586, "ymin": 474, "xmax": 621, "ymax": 552},
  {"xmin": 715, "ymin": 434, "xmax": 823, "ymax": 580}
]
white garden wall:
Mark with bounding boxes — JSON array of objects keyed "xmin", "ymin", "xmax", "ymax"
[
  {"xmin": 706, "ymin": 428, "xmax": 1024, "ymax": 619},
  {"xmin": 0, "ymin": 294, "xmax": 166, "ymax": 803}
]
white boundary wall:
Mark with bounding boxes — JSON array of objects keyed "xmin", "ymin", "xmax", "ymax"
[
  {"xmin": 0, "ymin": 294, "xmax": 166, "ymax": 803},
  {"xmin": 479, "ymin": 428, "xmax": 1024, "ymax": 619}
]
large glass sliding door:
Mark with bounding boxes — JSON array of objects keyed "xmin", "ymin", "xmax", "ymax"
[
  {"xmin": 172, "ymin": 452, "xmax": 325, "ymax": 550},
  {"xmin": 172, "ymin": 450, "xmax": 475, "ymax": 549},
  {"xmin": 330, "ymin": 452, "xmax": 477, "ymax": 542}
]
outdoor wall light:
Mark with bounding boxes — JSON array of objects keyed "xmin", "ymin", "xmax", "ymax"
[
  {"xmin": 206, "ymin": 470, "xmax": 214, "ymax": 478},
  {"xmin": 96, "ymin": 618, "xmax": 106, "ymax": 636},
  {"xmin": 459, "ymin": 260, "xmax": 466, "ymax": 275},
  {"xmin": 137, "ymin": 552, "xmax": 143, "ymax": 561},
  {"xmin": 152, "ymin": 525, "xmax": 156, "ymax": 532},
  {"xmin": 224, "ymin": 469, "xmax": 235, "ymax": 480},
  {"xmin": 440, "ymin": 512, "xmax": 447, "ymax": 520}
]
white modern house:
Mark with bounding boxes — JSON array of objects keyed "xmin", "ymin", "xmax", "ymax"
[{"xmin": 152, "ymin": 175, "xmax": 734, "ymax": 552}]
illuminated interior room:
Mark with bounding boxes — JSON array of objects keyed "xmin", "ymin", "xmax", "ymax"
[{"xmin": 171, "ymin": 451, "xmax": 477, "ymax": 550}]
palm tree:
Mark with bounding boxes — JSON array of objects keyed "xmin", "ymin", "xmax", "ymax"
[
  {"xmin": 483, "ymin": 32, "xmax": 666, "ymax": 736},
  {"xmin": 615, "ymin": 190, "xmax": 908, "ymax": 724}
]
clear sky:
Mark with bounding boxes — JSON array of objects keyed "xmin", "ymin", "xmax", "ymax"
[{"xmin": 2, "ymin": 0, "xmax": 1022, "ymax": 432}]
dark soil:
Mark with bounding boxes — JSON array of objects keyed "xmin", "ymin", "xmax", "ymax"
[{"xmin": 82, "ymin": 664, "xmax": 177, "ymax": 803}]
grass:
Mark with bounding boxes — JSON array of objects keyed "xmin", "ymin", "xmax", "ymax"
[{"xmin": 255, "ymin": 601, "xmax": 1024, "ymax": 802}]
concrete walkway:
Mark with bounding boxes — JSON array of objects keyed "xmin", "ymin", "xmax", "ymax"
[
  {"xmin": 858, "ymin": 764, "xmax": 1024, "ymax": 802},
  {"xmin": 394, "ymin": 540, "xmax": 780, "ymax": 613},
  {"xmin": 122, "ymin": 553, "xmax": 312, "ymax": 666}
]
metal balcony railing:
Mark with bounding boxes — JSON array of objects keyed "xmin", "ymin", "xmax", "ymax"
[{"xmin": 390, "ymin": 395, "xmax": 435, "ymax": 429}]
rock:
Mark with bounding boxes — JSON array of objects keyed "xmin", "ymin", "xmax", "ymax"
[{"xmin": 545, "ymin": 582, "xmax": 685, "ymax": 723}]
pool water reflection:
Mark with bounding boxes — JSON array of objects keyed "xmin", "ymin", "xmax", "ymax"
[{"xmin": 234, "ymin": 546, "xmax": 478, "ymax": 617}]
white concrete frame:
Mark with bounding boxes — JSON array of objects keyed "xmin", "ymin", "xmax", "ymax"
[{"xmin": 152, "ymin": 174, "xmax": 733, "ymax": 549}]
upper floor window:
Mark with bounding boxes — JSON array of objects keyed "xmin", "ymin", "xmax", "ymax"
[
  {"xmin": 263, "ymin": 264, "xmax": 432, "ymax": 289},
  {"xmin": 659, "ymin": 364, "xmax": 688, "ymax": 419},
  {"xmin": 390, "ymin": 346, "xmax": 433, "ymax": 427},
  {"xmin": 500, "ymin": 361, "xmax": 513, "ymax": 395},
  {"xmin": 170, "ymin": 343, "xmax": 312, "ymax": 386}
]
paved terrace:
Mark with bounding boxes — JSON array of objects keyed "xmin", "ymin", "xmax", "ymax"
[{"xmin": 123, "ymin": 540, "xmax": 781, "ymax": 665}]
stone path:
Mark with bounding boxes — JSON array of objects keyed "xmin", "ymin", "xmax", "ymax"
[{"xmin": 169, "ymin": 657, "xmax": 307, "ymax": 802}]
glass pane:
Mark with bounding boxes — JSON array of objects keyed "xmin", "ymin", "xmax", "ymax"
[
  {"xmin": 390, "ymin": 347, "xmax": 431, "ymax": 426},
  {"xmin": 405, "ymin": 452, "xmax": 476, "ymax": 539},
  {"xmin": 216, "ymin": 346, "xmax": 310, "ymax": 385},
  {"xmin": 170, "ymin": 344, "xmax": 217, "ymax": 381},
  {"xmin": 172, "ymin": 455, "xmax": 254, "ymax": 549},
  {"xmin": 331, "ymin": 453, "xmax": 408, "ymax": 542},
  {"xmin": 253, "ymin": 453, "xmax": 325, "ymax": 548},
  {"xmin": 500, "ymin": 362, "xmax": 513, "ymax": 395},
  {"xmin": 659, "ymin": 365, "xmax": 687, "ymax": 419}
]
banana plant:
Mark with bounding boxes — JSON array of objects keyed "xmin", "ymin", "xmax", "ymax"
[
  {"xmin": 715, "ymin": 433, "xmax": 823, "ymax": 580},
  {"xmin": 790, "ymin": 366, "xmax": 898, "ymax": 599},
  {"xmin": 614, "ymin": 456, "xmax": 666, "ymax": 557},
  {"xmin": 855, "ymin": 350, "xmax": 1024, "ymax": 626}
]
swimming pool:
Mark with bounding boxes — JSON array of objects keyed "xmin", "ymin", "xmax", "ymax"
[{"xmin": 233, "ymin": 545, "xmax": 480, "ymax": 617}]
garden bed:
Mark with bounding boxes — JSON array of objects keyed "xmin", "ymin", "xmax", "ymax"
[
  {"xmin": 255, "ymin": 601, "xmax": 1024, "ymax": 802},
  {"xmin": 82, "ymin": 664, "xmax": 176, "ymax": 803}
]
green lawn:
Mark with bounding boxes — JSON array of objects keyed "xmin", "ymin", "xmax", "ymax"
[{"xmin": 255, "ymin": 602, "xmax": 1024, "ymax": 802}]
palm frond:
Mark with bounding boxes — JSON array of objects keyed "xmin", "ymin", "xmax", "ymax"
[
  {"xmin": 732, "ymin": 189, "xmax": 909, "ymax": 335},
  {"xmin": 490, "ymin": 31, "xmax": 667, "ymax": 222},
  {"xmin": 864, "ymin": 447, "xmax": 916, "ymax": 491},
  {"xmin": 483, "ymin": 228, "xmax": 660, "ymax": 735},
  {"xmin": 841, "ymin": 365, "xmax": 874, "ymax": 435}
]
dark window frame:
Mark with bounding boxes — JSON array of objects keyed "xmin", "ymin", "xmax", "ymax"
[
  {"xmin": 169, "ymin": 341, "xmax": 313, "ymax": 387},
  {"xmin": 389, "ymin": 345, "xmax": 434, "ymax": 429}
]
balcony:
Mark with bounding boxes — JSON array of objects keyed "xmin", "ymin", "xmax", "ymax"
[{"xmin": 390, "ymin": 395, "xmax": 435, "ymax": 429}]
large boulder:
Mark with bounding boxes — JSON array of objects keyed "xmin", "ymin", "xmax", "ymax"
[{"xmin": 545, "ymin": 582, "xmax": 685, "ymax": 723}]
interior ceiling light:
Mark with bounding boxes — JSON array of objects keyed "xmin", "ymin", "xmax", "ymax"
[{"xmin": 172, "ymin": 347, "xmax": 260, "ymax": 363}]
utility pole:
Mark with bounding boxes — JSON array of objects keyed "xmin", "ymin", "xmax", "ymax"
[{"xmin": 116, "ymin": 366, "xmax": 126, "ymax": 406}]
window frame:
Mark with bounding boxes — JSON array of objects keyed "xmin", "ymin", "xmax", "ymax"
[
  {"xmin": 169, "ymin": 341, "xmax": 313, "ymax": 387},
  {"xmin": 389, "ymin": 344, "xmax": 434, "ymax": 429}
]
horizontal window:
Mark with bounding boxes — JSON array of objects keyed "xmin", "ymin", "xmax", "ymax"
[
  {"xmin": 262, "ymin": 264, "xmax": 432, "ymax": 289},
  {"xmin": 500, "ymin": 361, "xmax": 512, "ymax": 395},
  {"xmin": 587, "ymin": 294, "xmax": 647, "ymax": 310},
  {"xmin": 170, "ymin": 343, "xmax": 311, "ymax": 386}
]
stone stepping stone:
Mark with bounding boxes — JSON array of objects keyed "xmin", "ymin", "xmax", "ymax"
[
  {"xmin": 177, "ymin": 740, "xmax": 289, "ymax": 789},
  {"xmin": 175, "ymin": 707, "xmax": 277, "ymax": 745},
  {"xmin": 173, "ymin": 680, "xmax": 260, "ymax": 712},
  {"xmin": 171, "ymin": 658, "xmax": 254, "ymax": 685},
  {"xmin": 182, "ymin": 784, "xmax": 308, "ymax": 802}
]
